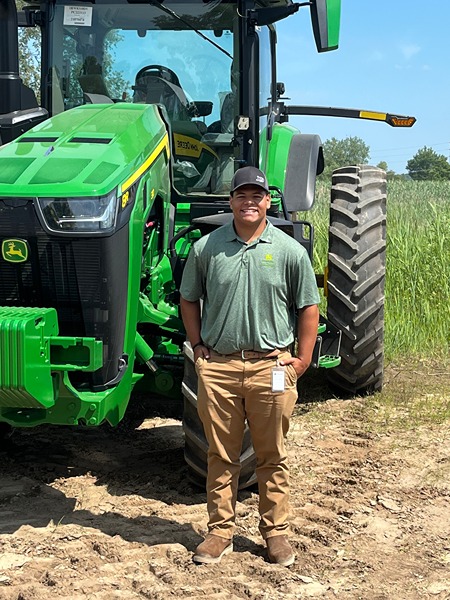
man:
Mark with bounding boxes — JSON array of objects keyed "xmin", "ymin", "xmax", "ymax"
[{"xmin": 180, "ymin": 166, "xmax": 320, "ymax": 567}]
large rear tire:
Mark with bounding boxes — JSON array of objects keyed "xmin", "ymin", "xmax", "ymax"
[
  {"xmin": 182, "ymin": 343, "xmax": 257, "ymax": 490},
  {"xmin": 326, "ymin": 165, "xmax": 387, "ymax": 395}
]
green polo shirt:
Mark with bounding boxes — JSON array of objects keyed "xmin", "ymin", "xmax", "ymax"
[{"xmin": 180, "ymin": 220, "xmax": 320, "ymax": 354}]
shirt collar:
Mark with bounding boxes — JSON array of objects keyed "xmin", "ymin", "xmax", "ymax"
[{"xmin": 259, "ymin": 220, "xmax": 273, "ymax": 243}]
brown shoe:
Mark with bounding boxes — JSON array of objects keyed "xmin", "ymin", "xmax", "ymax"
[
  {"xmin": 193, "ymin": 534, "xmax": 233, "ymax": 564},
  {"xmin": 266, "ymin": 535, "xmax": 295, "ymax": 567}
]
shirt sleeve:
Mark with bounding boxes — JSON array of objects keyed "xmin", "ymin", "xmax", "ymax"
[
  {"xmin": 291, "ymin": 250, "xmax": 321, "ymax": 309},
  {"xmin": 179, "ymin": 243, "xmax": 205, "ymax": 302}
]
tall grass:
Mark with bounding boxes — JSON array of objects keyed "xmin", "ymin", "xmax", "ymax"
[
  {"xmin": 299, "ymin": 179, "xmax": 450, "ymax": 362},
  {"xmin": 384, "ymin": 180, "xmax": 450, "ymax": 360}
]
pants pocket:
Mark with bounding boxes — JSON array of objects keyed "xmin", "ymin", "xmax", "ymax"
[
  {"xmin": 195, "ymin": 356, "xmax": 205, "ymax": 372},
  {"xmin": 285, "ymin": 363, "xmax": 298, "ymax": 385}
]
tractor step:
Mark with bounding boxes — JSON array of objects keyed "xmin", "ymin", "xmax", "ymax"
[
  {"xmin": 312, "ymin": 318, "xmax": 342, "ymax": 369},
  {"xmin": 318, "ymin": 354, "xmax": 341, "ymax": 369}
]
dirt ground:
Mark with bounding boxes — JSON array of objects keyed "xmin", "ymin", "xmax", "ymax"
[{"xmin": 1, "ymin": 365, "xmax": 449, "ymax": 600}]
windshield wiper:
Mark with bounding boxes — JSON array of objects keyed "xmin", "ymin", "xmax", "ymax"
[{"xmin": 148, "ymin": 0, "xmax": 232, "ymax": 60}]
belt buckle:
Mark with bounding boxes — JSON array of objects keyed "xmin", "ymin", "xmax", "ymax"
[{"xmin": 241, "ymin": 350, "xmax": 260, "ymax": 360}]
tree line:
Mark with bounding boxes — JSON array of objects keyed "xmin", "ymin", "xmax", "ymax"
[{"xmin": 322, "ymin": 136, "xmax": 450, "ymax": 181}]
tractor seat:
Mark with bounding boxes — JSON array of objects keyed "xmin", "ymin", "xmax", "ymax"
[
  {"xmin": 133, "ymin": 70, "xmax": 190, "ymax": 122},
  {"xmin": 78, "ymin": 56, "xmax": 111, "ymax": 99}
]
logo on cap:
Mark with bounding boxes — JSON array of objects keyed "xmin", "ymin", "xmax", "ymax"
[{"xmin": 256, "ymin": 175, "xmax": 264, "ymax": 183}]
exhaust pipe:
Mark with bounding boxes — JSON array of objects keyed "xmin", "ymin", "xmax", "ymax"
[
  {"xmin": 0, "ymin": 0, "xmax": 21, "ymax": 114},
  {"xmin": 0, "ymin": 0, "xmax": 47, "ymax": 143}
]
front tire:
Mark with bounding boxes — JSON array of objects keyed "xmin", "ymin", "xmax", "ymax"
[
  {"xmin": 326, "ymin": 165, "xmax": 387, "ymax": 395},
  {"xmin": 182, "ymin": 343, "xmax": 257, "ymax": 489}
]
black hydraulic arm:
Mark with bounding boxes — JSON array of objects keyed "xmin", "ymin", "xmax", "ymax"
[{"xmin": 281, "ymin": 104, "xmax": 416, "ymax": 127}]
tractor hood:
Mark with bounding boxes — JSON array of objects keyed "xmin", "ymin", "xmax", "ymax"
[{"xmin": 0, "ymin": 103, "xmax": 169, "ymax": 197}]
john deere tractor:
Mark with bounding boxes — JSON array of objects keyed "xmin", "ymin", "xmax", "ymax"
[{"xmin": 0, "ymin": 0, "xmax": 415, "ymax": 485}]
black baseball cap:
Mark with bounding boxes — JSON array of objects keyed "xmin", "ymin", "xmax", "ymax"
[{"xmin": 230, "ymin": 166, "xmax": 270, "ymax": 194}]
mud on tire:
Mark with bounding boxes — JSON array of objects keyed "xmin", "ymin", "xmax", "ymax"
[
  {"xmin": 326, "ymin": 165, "xmax": 387, "ymax": 395},
  {"xmin": 182, "ymin": 343, "xmax": 257, "ymax": 490}
]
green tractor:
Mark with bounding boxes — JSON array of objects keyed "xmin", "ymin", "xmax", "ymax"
[{"xmin": 0, "ymin": 0, "xmax": 414, "ymax": 485}]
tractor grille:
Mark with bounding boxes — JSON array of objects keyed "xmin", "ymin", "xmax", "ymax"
[{"xmin": 0, "ymin": 198, "xmax": 129, "ymax": 388}]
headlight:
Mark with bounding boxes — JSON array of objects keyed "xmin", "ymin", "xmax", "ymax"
[{"xmin": 37, "ymin": 190, "xmax": 118, "ymax": 233}]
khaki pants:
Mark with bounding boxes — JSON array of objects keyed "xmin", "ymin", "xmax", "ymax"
[{"xmin": 196, "ymin": 351, "xmax": 298, "ymax": 540}]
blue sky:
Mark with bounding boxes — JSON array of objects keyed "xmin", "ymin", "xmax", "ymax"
[{"xmin": 276, "ymin": 1, "xmax": 449, "ymax": 173}]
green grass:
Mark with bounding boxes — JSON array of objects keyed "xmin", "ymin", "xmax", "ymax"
[
  {"xmin": 384, "ymin": 181, "xmax": 450, "ymax": 360},
  {"xmin": 299, "ymin": 179, "xmax": 450, "ymax": 363},
  {"xmin": 295, "ymin": 360, "xmax": 450, "ymax": 431}
]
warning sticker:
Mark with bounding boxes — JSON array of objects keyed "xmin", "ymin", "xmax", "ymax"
[{"xmin": 63, "ymin": 5, "xmax": 93, "ymax": 27}]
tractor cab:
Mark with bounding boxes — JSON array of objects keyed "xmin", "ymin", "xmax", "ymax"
[
  {"xmin": 6, "ymin": 0, "xmax": 340, "ymax": 201},
  {"xmin": 42, "ymin": 0, "xmax": 238, "ymax": 195}
]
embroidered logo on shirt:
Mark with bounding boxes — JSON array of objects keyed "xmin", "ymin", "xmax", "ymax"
[{"xmin": 262, "ymin": 253, "xmax": 274, "ymax": 267}]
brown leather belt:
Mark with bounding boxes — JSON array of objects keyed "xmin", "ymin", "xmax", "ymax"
[{"xmin": 210, "ymin": 348, "xmax": 288, "ymax": 360}]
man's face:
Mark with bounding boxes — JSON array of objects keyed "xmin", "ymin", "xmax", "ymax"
[{"xmin": 229, "ymin": 185, "xmax": 271, "ymax": 227}]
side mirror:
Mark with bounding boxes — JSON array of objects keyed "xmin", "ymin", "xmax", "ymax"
[
  {"xmin": 191, "ymin": 101, "xmax": 213, "ymax": 118},
  {"xmin": 309, "ymin": 0, "xmax": 341, "ymax": 53}
]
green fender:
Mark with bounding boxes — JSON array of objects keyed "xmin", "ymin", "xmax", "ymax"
[{"xmin": 261, "ymin": 123, "xmax": 323, "ymax": 212}]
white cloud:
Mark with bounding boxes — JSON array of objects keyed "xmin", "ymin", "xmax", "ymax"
[{"xmin": 399, "ymin": 43, "xmax": 421, "ymax": 60}]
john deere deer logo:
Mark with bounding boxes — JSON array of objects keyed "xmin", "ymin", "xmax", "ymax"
[{"xmin": 1, "ymin": 239, "xmax": 29, "ymax": 263}]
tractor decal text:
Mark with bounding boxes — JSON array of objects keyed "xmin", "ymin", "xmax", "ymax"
[
  {"xmin": 173, "ymin": 134, "xmax": 218, "ymax": 159},
  {"xmin": 121, "ymin": 190, "xmax": 130, "ymax": 209},
  {"xmin": 120, "ymin": 183, "xmax": 138, "ymax": 212}
]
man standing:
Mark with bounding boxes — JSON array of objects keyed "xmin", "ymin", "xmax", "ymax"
[{"xmin": 180, "ymin": 166, "xmax": 320, "ymax": 567}]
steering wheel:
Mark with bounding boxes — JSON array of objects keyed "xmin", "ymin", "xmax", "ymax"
[{"xmin": 134, "ymin": 64, "xmax": 181, "ymax": 88}]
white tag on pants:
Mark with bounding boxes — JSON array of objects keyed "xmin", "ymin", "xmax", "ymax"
[{"xmin": 271, "ymin": 367, "xmax": 286, "ymax": 392}]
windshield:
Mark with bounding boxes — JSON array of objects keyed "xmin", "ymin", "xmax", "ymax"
[
  {"xmin": 49, "ymin": 0, "xmax": 239, "ymax": 194},
  {"xmin": 50, "ymin": 0, "xmax": 236, "ymax": 126}
]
